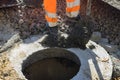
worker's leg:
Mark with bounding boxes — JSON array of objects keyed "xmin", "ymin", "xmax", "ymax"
[
  {"xmin": 66, "ymin": 0, "xmax": 80, "ymax": 18},
  {"xmin": 43, "ymin": 0, "xmax": 57, "ymax": 27},
  {"xmin": 43, "ymin": 0, "xmax": 58, "ymax": 45}
]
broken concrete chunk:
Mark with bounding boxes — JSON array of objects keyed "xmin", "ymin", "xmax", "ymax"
[
  {"xmin": 0, "ymin": 33, "xmax": 21, "ymax": 53},
  {"xmin": 91, "ymin": 32, "xmax": 102, "ymax": 42},
  {"xmin": 102, "ymin": 0, "xmax": 120, "ymax": 10}
]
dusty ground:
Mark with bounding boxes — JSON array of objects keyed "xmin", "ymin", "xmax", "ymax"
[{"xmin": 0, "ymin": 53, "xmax": 22, "ymax": 80}]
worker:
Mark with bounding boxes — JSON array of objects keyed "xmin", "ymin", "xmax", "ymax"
[{"xmin": 43, "ymin": 0, "xmax": 80, "ymax": 34}]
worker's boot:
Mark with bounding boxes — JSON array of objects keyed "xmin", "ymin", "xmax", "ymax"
[
  {"xmin": 65, "ymin": 15, "xmax": 81, "ymax": 28},
  {"xmin": 67, "ymin": 14, "xmax": 81, "ymax": 22},
  {"xmin": 72, "ymin": 14, "xmax": 81, "ymax": 21},
  {"xmin": 41, "ymin": 26, "xmax": 59, "ymax": 47},
  {"xmin": 43, "ymin": 23, "xmax": 58, "ymax": 35},
  {"xmin": 49, "ymin": 26, "xmax": 58, "ymax": 35}
]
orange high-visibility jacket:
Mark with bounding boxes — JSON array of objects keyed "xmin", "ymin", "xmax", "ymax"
[{"xmin": 44, "ymin": 0, "xmax": 80, "ymax": 27}]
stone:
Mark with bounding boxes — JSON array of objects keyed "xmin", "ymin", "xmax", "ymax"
[
  {"xmin": 0, "ymin": 12, "xmax": 4, "ymax": 17},
  {"xmin": 91, "ymin": 32, "xmax": 102, "ymax": 42}
]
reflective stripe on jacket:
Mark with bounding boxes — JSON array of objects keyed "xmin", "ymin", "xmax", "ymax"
[{"xmin": 44, "ymin": 0, "xmax": 80, "ymax": 27}]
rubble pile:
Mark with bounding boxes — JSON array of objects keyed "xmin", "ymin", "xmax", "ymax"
[{"xmin": 41, "ymin": 16, "xmax": 93, "ymax": 49}]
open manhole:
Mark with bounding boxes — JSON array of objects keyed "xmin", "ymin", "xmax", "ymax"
[{"xmin": 22, "ymin": 48, "xmax": 80, "ymax": 80}]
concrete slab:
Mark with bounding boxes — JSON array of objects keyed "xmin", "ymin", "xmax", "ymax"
[
  {"xmin": 6, "ymin": 35, "xmax": 113, "ymax": 80},
  {"xmin": 102, "ymin": 0, "xmax": 120, "ymax": 10}
]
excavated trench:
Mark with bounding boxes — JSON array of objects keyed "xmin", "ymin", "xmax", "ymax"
[{"xmin": 0, "ymin": 0, "xmax": 120, "ymax": 80}]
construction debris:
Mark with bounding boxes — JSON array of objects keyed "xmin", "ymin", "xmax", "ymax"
[{"xmin": 91, "ymin": 32, "xmax": 102, "ymax": 42}]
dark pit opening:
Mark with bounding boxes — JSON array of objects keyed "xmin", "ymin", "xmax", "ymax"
[{"xmin": 22, "ymin": 48, "xmax": 80, "ymax": 80}]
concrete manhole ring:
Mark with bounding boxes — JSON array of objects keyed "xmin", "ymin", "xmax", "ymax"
[{"xmin": 7, "ymin": 38, "xmax": 113, "ymax": 80}]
